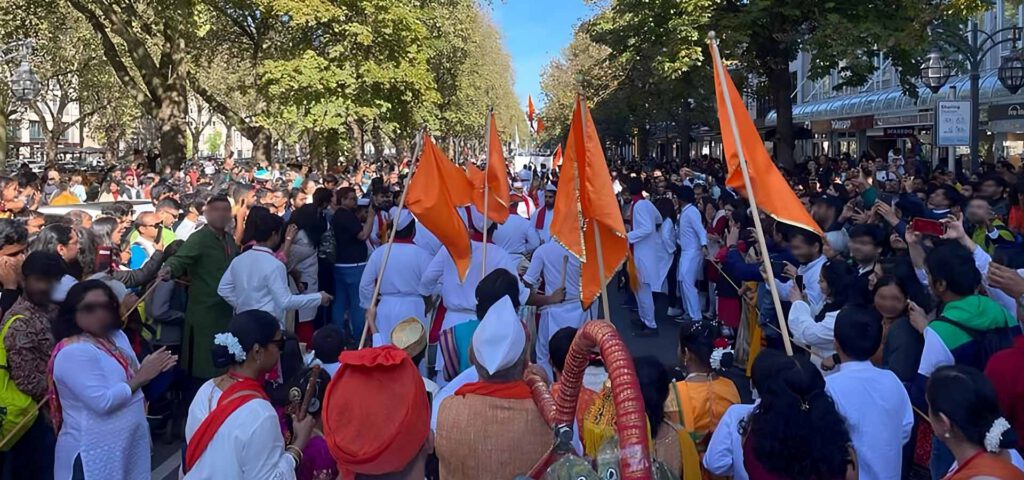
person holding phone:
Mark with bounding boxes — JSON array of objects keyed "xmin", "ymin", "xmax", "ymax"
[{"xmin": 128, "ymin": 212, "xmax": 164, "ymax": 270}]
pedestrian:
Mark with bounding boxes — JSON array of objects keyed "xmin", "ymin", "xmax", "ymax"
[
  {"xmin": 626, "ymin": 178, "xmax": 667, "ymax": 336},
  {"xmin": 331, "ymin": 187, "xmax": 374, "ymax": 340}
]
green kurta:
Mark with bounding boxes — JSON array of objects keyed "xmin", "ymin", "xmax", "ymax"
[{"xmin": 163, "ymin": 225, "xmax": 238, "ymax": 379}]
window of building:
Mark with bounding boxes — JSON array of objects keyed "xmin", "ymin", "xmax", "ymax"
[
  {"xmin": 28, "ymin": 121, "xmax": 43, "ymax": 140},
  {"xmin": 5, "ymin": 122, "xmax": 19, "ymax": 140}
]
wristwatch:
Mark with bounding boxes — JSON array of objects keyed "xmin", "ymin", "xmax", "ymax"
[{"xmin": 831, "ymin": 353, "xmax": 842, "ymax": 366}]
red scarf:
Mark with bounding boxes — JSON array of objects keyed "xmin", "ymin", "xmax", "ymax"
[
  {"xmin": 455, "ymin": 380, "xmax": 532, "ymax": 399},
  {"xmin": 534, "ymin": 206, "xmax": 551, "ymax": 229},
  {"xmin": 48, "ymin": 334, "xmax": 135, "ymax": 433},
  {"xmin": 184, "ymin": 375, "xmax": 269, "ymax": 474},
  {"xmin": 470, "ymin": 230, "xmax": 495, "ymax": 244},
  {"xmin": 392, "ymin": 236, "xmax": 415, "ymax": 244},
  {"xmin": 376, "ymin": 211, "xmax": 388, "ymax": 243}
]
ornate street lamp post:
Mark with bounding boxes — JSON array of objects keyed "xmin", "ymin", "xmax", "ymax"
[{"xmin": 920, "ymin": 25, "xmax": 1024, "ymax": 171}]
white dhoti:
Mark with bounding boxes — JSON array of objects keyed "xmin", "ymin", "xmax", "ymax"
[
  {"xmin": 375, "ymin": 294, "xmax": 426, "ymax": 345},
  {"xmin": 535, "ymin": 302, "xmax": 595, "ymax": 380}
]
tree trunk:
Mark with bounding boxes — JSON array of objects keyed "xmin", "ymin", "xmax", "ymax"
[
  {"xmin": 674, "ymin": 105, "xmax": 692, "ymax": 161},
  {"xmin": 104, "ymin": 123, "xmax": 120, "ymax": 165},
  {"xmin": 370, "ymin": 123, "xmax": 385, "ymax": 162},
  {"xmin": 224, "ymin": 124, "xmax": 234, "ymax": 158},
  {"xmin": 46, "ymin": 134, "xmax": 59, "ymax": 169},
  {"xmin": 347, "ymin": 119, "xmax": 363, "ymax": 166},
  {"xmin": 250, "ymin": 127, "xmax": 272, "ymax": 164},
  {"xmin": 768, "ymin": 64, "xmax": 795, "ymax": 168},
  {"xmin": 0, "ymin": 113, "xmax": 7, "ymax": 170},
  {"xmin": 637, "ymin": 126, "xmax": 651, "ymax": 164}
]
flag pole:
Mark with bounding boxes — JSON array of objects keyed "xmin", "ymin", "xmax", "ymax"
[
  {"xmin": 482, "ymin": 108, "xmax": 493, "ymax": 280},
  {"xmin": 579, "ymin": 96, "xmax": 613, "ymax": 322},
  {"xmin": 359, "ymin": 125, "xmax": 428, "ymax": 349},
  {"xmin": 708, "ymin": 32, "xmax": 794, "ymax": 356}
]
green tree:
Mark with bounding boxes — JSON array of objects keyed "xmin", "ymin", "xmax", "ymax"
[{"xmin": 204, "ymin": 128, "xmax": 223, "ymax": 155}]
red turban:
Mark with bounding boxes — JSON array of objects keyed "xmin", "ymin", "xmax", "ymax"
[{"xmin": 322, "ymin": 345, "xmax": 429, "ymax": 479}]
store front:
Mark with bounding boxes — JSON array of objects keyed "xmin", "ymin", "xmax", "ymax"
[
  {"xmin": 808, "ymin": 116, "xmax": 873, "ymax": 158},
  {"xmin": 988, "ymin": 102, "xmax": 1024, "ymax": 165}
]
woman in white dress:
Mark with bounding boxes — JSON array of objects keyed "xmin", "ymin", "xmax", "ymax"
[
  {"xmin": 183, "ymin": 310, "xmax": 315, "ymax": 479},
  {"xmin": 49, "ymin": 280, "xmax": 177, "ymax": 479}
]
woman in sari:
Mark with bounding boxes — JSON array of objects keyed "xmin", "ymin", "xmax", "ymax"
[{"xmin": 664, "ymin": 321, "xmax": 740, "ymax": 453}]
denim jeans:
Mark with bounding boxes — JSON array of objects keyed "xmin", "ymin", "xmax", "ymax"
[{"xmin": 333, "ymin": 264, "xmax": 366, "ymax": 339}]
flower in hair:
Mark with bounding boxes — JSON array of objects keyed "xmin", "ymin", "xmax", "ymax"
[
  {"xmin": 214, "ymin": 332, "xmax": 246, "ymax": 362},
  {"xmin": 984, "ymin": 417, "xmax": 1011, "ymax": 453},
  {"xmin": 710, "ymin": 337, "xmax": 733, "ymax": 370}
]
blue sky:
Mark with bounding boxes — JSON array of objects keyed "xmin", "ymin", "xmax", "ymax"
[{"xmin": 488, "ymin": 0, "xmax": 596, "ymax": 110}]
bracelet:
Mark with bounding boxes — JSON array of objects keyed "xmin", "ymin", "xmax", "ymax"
[{"xmin": 286, "ymin": 445, "xmax": 303, "ymax": 465}]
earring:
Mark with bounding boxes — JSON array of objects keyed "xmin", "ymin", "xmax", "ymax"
[{"xmin": 943, "ymin": 432, "xmax": 951, "ymax": 439}]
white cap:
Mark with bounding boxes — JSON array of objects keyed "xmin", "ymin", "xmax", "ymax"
[
  {"xmin": 392, "ymin": 207, "xmax": 413, "ymax": 231},
  {"xmin": 471, "ymin": 296, "xmax": 526, "ymax": 375},
  {"xmin": 545, "ymin": 182, "xmax": 557, "ymax": 192},
  {"xmin": 357, "ymin": 197, "xmax": 370, "ymax": 207},
  {"xmin": 512, "ymin": 181, "xmax": 524, "ymax": 189}
]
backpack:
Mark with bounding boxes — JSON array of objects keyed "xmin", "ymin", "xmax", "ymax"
[
  {"xmin": 318, "ymin": 216, "xmax": 336, "ymax": 264},
  {"xmin": 934, "ymin": 316, "xmax": 1017, "ymax": 369},
  {"xmin": 0, "ymin": 315, "xmax": 38, "ymax": 450}
]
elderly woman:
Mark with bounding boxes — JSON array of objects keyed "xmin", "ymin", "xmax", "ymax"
[{"xmin": 49, "ymin": 280, "xmax": 176, "ymax": 479}]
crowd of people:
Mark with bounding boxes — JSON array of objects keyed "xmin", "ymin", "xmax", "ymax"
[{"xmin": 0, "ymin": 143, "xmax": 1018, "ymax": 480}]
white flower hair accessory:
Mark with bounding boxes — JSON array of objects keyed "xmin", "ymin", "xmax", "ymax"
[
  {"xmin": 709, "ymin": 337, "xmax": 733, "ymax": 371},
  {"xmin": 984, "ymin": 417, "xmax": 1011, "ymax": 452},
  {"xmin": 214, "ymin": 332, "xmax": 246, "ymax": 363}
]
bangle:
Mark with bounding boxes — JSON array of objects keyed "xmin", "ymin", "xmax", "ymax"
[{"xmin": 286, "ymin": 445, "xmax": 303, "ymax": 465}]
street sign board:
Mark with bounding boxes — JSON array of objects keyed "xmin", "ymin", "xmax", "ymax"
[{"xmin": 935, "ymin": 101, "xmax": 971, "ymax": 147}]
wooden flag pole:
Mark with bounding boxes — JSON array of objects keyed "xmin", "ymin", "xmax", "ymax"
[
  {"xmin": 359, "ymin": 126, "xmax": 427, "ymax": 349},
  {"xmin": 579, "ymin": 97, "xmax": 613, "ymax": 322},
  {"xmin": 482, "ymin": 109, "xmax": 492, "ymax": 280},
  {"xmin": 708, "ymin": 32, "xmax": 794, "ymax": 356}
]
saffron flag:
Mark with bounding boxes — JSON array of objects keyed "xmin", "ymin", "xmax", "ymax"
[
  {"xmin": 527, "ymin": 95, "xmax": 536, "ymax": 125},
  {"xmin": 551, "ymin": 96, "xmax": 628, "ymax": 309},
  {"xmin": 710, "ymin": 41, "xmax": 823, "ymax": 237},
  {"xmin": 406, "ymin": 134, "xmax": 473, "ymax": 280},
  {"xmin": 552, "ymin": 144, "xmax": 563, "ymax": 168},
  {"xmin": 536, "ymin": 117, "xmax": 545, "ymax": 136}
]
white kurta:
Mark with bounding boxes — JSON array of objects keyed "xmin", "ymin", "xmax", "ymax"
[
  {"xmin": 217, "ymin": 245, "xmax": 323, "ymax": 327},
  {"xmin": 369, "ymin": 209, "xmax": 391, "ymax": 250},
  {"xmin": 523, "ymin": 241, "xmax": 595, "ymax": 379},
  {"xmin": 358, "ymin": 242, "xmax": 433, "ymax": 342},
  {"xmin": 53, "ymin": 330, "xmax": 149, "ymax": 480},
  {"xmin": 529, "ymin": 206, "xmax": 554, "ymax": 243},
  {"xmin": 627, "ymin": 199, "xmax": 668, "ymax": 292},
  {"xmin": 184, "ymin": 380, "xmax": 297, "ymax": 479},
  {"xmin": 414, "ymin": 218, "xmax": 443, "ymax": 257},
  {"xmin": 676, "ymin": 203, "xmax": 708, "ymax": 319},
  {"xmin": 419, "ymin": 241, "xmax": 531, "ymax": 383},
  {"xmin": 516, "ymin": 193, "xmax": 537, "ymax": 219},
  {"xmin": 286, "ymin": 230, "xmax": 320, "ymax": 322},
  {"xmin": 492, "ymin": 215, "xmax": 541, "ymax": 258}
]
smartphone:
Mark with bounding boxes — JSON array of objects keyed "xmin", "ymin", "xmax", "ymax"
[
  {"xmin": 911, "ymin": 218, "xmax": 946, "ymax": 237},
  {"xmin": 795, "ymin": 275, "xmax": 804, "ymax": 291},
  {"xmin": 95, "ymin": 246, "xmax": 113, "ymax": 272},
  {"xmin": 770, "ymin": 260, "xmax": 786, "ymax": 275},
  {"xmin": 876, "ymin": 192, "xmax": 895, "ymax": 206}
]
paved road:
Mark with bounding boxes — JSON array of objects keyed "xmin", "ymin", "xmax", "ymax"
[{"xmin": 150, "ymin": 284, "xmax": 744, "ymax": 478}]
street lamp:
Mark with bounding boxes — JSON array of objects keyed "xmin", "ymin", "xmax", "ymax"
[
  {"xmin": 919, "ymin": 24, "xmax": 1024, "ymax": 171},
  {"xmin": 1, "ymin": 40, "xmax": 38, "ymax": 104}
]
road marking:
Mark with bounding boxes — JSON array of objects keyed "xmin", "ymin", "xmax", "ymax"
[{"xmin": 152, "ymin": 451, "xmax": 181, "ymax": 480}]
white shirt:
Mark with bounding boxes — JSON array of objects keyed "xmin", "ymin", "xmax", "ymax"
[
  {"xmin": 175, "ymin": 216, "xmax": 204, "ymax": 242},
  {"xmin": 825, "ymin": 361, "xmax": 914, "ymax": 480},
  {"xmin": 414, "ymin": 219, "xmax": 443, "ymax": 257},
  {"xmin": 627, "ymin": 199, "xmax": 668, "ymax": 288},
  {"xmin": 492, "ymin": 215, "xmax": 541, "ymax": 256},
  {"xmin": 529, "ymin": 206, "xmax": 554, "ymax": 243},
  {"xmin": 677, "ymin": 203, "xmax": 708, "ymax": 252},
  {"xmin": 359, "ymin": 242, "xmax": 433, "ymax": 307},
  {"xmin": 524, "ymin": 241, "xmax": 582, "ymax": 304},
  {"xmin": 515, "ymin": 192, "xmax": 537, "ymax": 219},
  {"xmin": 217, "ymin": 246, "xmax": 322, "ymax": 327},
  {"xmin": 419, "ymin": 241, "xmax": 530, "ymax": 314},
  {"xmin": 431, "ymin": 368, "xmax": 479, "ymax": 431},
  {"xmin": 775, "ymin": 255, "xmax": 827, "ymax": 312},
  {"xmin": 184, "ymin": 379, "xmax": 297, "ymax": 479},
  {"xmin": 704, "ymin": 403, "xmax": 756, "ymax": 480},
  {"xmin": 787, "ymin": 300, "xmax": 838, "ymax": 367},
  {"xmin": 53, "ymin": 330, "xmax": 149, "ymax": 480}
]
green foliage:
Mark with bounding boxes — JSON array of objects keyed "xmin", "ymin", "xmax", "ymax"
[{"xmin": 205, "ymin": 128, "xmax": 223, "ymax": 154}]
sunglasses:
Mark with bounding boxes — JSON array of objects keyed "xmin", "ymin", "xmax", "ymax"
[{"xmin": 77, "ymin": 302, "xmax": 116, "ymax": 315}]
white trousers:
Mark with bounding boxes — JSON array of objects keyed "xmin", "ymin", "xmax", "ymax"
[
  {"xmin": 678, "ymin": 251, "xmax": 702, "ymax": 320},
  {"xmin": 637, "ymin": 282, "xmax": 656, "ymax": 329}
]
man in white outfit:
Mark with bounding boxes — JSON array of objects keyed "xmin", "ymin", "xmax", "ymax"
[
  {"xmin": 625, "ymin": 178, "xmax": 667, "ymax": 336},
  {"xmin": 492, "ymin": 209, "xmax": 541, "ymax": 264},
  {"xmin": 523, "ymin": 241, "xmax": 593, "ymax": 379},
  {"xmin": 675, "ymin": 185, "xmax": 707, "ymax": 322},
  {"xmin": 529, "ymin": 183, "xmax": 557, "ymax": 243},
  {"xmin": 359, "ymin": 208, "xmax": 434, "ymax": 343}
]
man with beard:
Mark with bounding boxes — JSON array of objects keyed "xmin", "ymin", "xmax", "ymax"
[
  {"xmin": 368, "ymin": 187, "xmax": 393, "ymax": 250},
  {"xmin": 160, "ymin": 196, "xmax": 239, "ymax": 383},
  {"xmin": 2, "ymin": 252, "xmax": 65, "ymax": 479},
  {"xmin": 528, "ymin": 183, "xmax": 557, "ymax": 243}
]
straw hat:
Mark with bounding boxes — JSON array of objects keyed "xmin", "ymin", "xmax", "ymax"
[{"xmin": 390, "ymin": 317, "xmax": 427, "ymax": 358}]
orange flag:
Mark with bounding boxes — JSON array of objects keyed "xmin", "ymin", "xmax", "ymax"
[
  {"xmin": 536, "ymin": 117, "xmax": 545, "ymax": 136},
  {"xmin": 552, "ymin": 144, "xmax": 563, "ymax": 168},
  {"xmin": 527, "ymin": 95, "xmax": 536, "ymax": 124},
  {"xmin": 406, "ymin": 134, "xmax": 473, "ymax": 280},
  {"xmin": 465, "ymin": 112, "xmax": 511, "ymax": 223},
  {"xmin": 551, "ymin": 96, "xmax": 628, "ymax": 309},
  {"xmin": 711, "ymin": 41, "xmax": 823, "ymax": 237}
]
